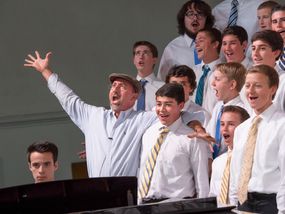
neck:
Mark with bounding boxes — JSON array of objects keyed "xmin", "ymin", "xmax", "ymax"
[
  {"xmin": 138, "ymin": 70, "xmax": 153, "ymax": 78},
  {"xmin": 203, "ymin": 54, "xmax": 219, "ymax": 64}
]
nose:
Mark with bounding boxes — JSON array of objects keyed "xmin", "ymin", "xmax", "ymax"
[{"xmin": 38, "ymin": 165, "xmax": 44, "ymax": 173}]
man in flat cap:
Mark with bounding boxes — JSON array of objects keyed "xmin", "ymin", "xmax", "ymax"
[{"xmin": 24, "ymin": 51, "xmax": 160, "ymax": 178}]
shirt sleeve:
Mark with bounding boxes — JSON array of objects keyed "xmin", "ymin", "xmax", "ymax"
[{"xmin": 47, "ymin": 73, "xmax": 97, "ymax": 132}]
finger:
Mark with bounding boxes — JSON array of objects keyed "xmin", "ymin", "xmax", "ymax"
[
  {"xmin": 24, "ymin": 59, "xmax": 34, "ymax": 64},
  {"xmin": 24, "ymin": 64, "xmax": 34, "ymax": 67},
  {"xmin": 28, "ymin": 54, "xmax": 36, "ymax": 61},
  {"xmin": 35, "ymin": 51, "xmax": 40, "ymax": 59},
  {"xmin": 46, "ymin": 52, "xmax": 52, "ymax": 60}
]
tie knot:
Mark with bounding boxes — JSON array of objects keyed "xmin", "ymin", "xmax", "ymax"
[
  {"xmin": 140, "ymin": 79, "xmax": 147, "ymax": 86},
  {"xmin": 160, "ymin": 127, "xmax": 169, "ymax": 135},
  {"xmin": 202, "ymin": 65, "xmax": 210, "ymax": 76},
  {"xmin": 232, "ymin": 0, "xmax": 239, "ymax": 6},
  {"xmin": 253, "ymin": 116, "xmax": 262, "ymax": 125}
]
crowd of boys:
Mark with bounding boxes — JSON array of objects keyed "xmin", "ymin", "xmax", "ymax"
[{"xmin": 23, "ymin": 0, "xmax": 285, "ymax": 213}]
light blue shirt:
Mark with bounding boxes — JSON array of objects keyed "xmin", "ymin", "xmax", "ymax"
[{"xmin": 48, "ymin": 73, "xmax": 157, "ymax": 177}]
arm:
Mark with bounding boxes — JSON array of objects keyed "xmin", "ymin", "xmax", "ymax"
[{"xmin": 24, "ymin": 51, "xmax": 53, "ymax": 81}]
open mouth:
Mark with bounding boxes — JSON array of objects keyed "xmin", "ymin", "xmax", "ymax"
[
  {"xmin": 112, "ymin": 93, "xmax": 120, "ymax": 102},
  {"xmin": 248, "ymin": 96, "xmax": 258, "ymax": 101},
  {"xmin": 138, "ymin": 61, "xmax": 144, "ymax": 66},
  {"xmin": 223, "ymin": 133, "xmax": 230, "ymax": 140}
]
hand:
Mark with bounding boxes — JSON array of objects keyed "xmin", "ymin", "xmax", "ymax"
[
  {"xmin": 77, "ymin": 142, "xmax": 86, "ymax": 159},
  {"xmin": 24, "ymin": 51, "xmax": 53, "ymax": 81}
]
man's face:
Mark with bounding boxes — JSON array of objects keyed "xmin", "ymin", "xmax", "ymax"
[
  {"xmin": 245, "ymin": 72, "xmax": 276, "ymax": 115},
  {"xmin": 220, "ymin": 112, "xmax": 242, "ymax": 149},
  {"xmin": 184, "ymin": 4, "xmax": 207, "ymax": 35},
  {"xmin": 109, "ymin": 78, "xmax": 138, "ymax": 115},
  {"xmin": 133, "ymin": 45, "xmax": 157, "ymax": 75},
  {"xmin": 29, "ymin": 152, "xmax": 58, "ymax": 183},
  {"xmin": 251, "ymin": 40, "xmax": 280, "ymax": 67},
  {"xmin": 222, "ymin": 35, "xmax": 247, "ymax": 63},
  {"xmin": 195, "ymin": 31, "xmax": 217, "ymax": 60},
  {"xmin": 156, "ymin": 96, "xmax": 184, "ymax": 127},
  {"xmin": 257, "ymin": 8, "xmax": 273, "ymax": 30},
  {"xmin": 211, "ymin": 69, "xmax": 235, "ymax": 103},
  {"xmin": 271, "ymin": 10, "xmax": 285, "ymax": 43},
  {"xmin": 169, "ymin": 76, "xmax": 193, "ymax": 102}
]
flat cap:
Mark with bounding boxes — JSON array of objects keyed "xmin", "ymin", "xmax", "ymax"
[{"xmin": 109, "ymin": 73, "xmax": 142, "ymax": 94}]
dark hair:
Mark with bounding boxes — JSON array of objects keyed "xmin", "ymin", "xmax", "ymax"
[
  {"xmin": 222, "ymin": 25, "xmax": 248, "ymax": 44},
  {"xmin": 177, "ymin": 0, "xmax": 214, "ymax": 35},
  {"xmin": 133, "ymin": 41, "xmax": 158, "ymax": 58},
  {"xmin": 272, "ymin": 4, "xmax": 285, "ymax": 14},
  {"xmin": 222, "ymin": 105, "xmax": 250, "ymax": 123},
  {"xmin": 156, "ymin": 83, "xmax": 185, "ymax": 104},
  {"xmin": 165, "ymin": 65, "xmax": 197, "ymax": 96},
  {"xmin": 198, "ymin": 27, "xmax": 222, "ymax": 53},
  {"xmin": 258, "ymin": 1, "xmax": 280, "ymax": 11},
  {"xmin": 27, "ymin": 141, "xmax": 58, "ymax": 163},
  {"xmin": 251, "ymin": 30, "xmax": 283, "ymax": 59},
  {"xmin": 247, "ymin": 64, "xmax": 279, "ymax": 98}
]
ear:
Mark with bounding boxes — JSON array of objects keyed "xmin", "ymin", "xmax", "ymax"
[
  {"xmin": 273, "ymin": 49, "xmax": 281, "ymax": 60},
  {"xmin": 230, "ymin": 79, "xmax": 237, "ymax": 90},
  {"xmin": 132, "ymin": 93, "xmax": 139, "ymax": 101},
  {"xmin": 28, "ymin": 163, "xmax": 32, "ymax": 171},
  {"xmin": 178, "ymin": 101, "xmax": 185, "ymax": 111},
  {"xmin": 212, "ymin": 41, "xmax": 220, "ymax": 49},
  {"xmin": 242, "ymin": 41, "xmax": 248, "ymax": 51},
  {"xmin": 271, "ymin": 85, "xmax": 278, "ymax": 98},
  {"xmin": 54, "ymin": 161, "xmax": 59, "ymax": 171}
]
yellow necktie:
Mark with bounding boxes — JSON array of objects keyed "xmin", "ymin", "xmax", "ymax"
[
  {"xmin": 238, "ymin": 116, "xmax": 262, "ymax": 204},
  {"xmin": 218, "ymin": 151, "xmax": 232, "ymax": 204},
  {"xmin": 138, "ymin": 127, "xmax": 169, "ymax": 200}
]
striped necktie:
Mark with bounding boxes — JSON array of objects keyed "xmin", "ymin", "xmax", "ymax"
[
  {"xmin": 195, "ymin": 64, "xmax": 210, "ymax": 106},
  {"xmin": 138, "ymin": 127, "xmax": 169, "ymax": 200},
  {"xmin": 278, "ymin": 47, "xmax": 285, "ymax": 71},
  {"xmin": 238, "ymin": 116, "xmax": 262, "ymax": 204},
  {"xmin": 218, "ymin": 150, "xmax": 232, "ymax": 204},
  {"xmin": 137, "ymin": 79, "xmax": 147, "ymax": 111},
  {"xmin": 227, "ymin": 0, "xmax": 239, "ymax": 27},
  {"xmin": 213, "ymin": 105, "xmax": 224, "ymax": 159}
]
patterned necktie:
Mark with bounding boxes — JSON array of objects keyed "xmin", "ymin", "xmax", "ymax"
[
  {"xmin": 227, "ymin": 0, "xmax": 239, "ymax": 27},
  {"xmin": 278, "ymin": 47, "xmax": 285, "ymax": 71},
  {"xmin": 238, "ymin": 116, "xmax": 262, "ymax": 204},
  {"xmin": 138, "ymin": 127, "xmax": 169, "ymax": 200},
  {"xmin": 137, "ymin": 79, "xmax": 147, "ymax": 111},
  {"xmin": 195, "ymin": 64, "xmax": 210, "ymax": 106},
  {"xmin": 219, "ymin": 150, "xmax": 232, "ymax": 204},
  {"xmin": 213, "ymin": 105, "xmax": 224, "ymax": 159}
]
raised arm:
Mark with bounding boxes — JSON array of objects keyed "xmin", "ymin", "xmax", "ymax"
[{"xmin": 24, "ymin": 51, "xmax": 53, "ymax": 81}]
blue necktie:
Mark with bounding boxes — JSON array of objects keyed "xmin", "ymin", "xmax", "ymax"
[
  {"xmin": 195, "ymin": 64, "xmax": 210, "ymax": 106},
  {"xmin": 227, "ymin": 0, "xmax": 239, "ymax": 27},
  {"xmin": 278, "ymin": 47, "xmax": 285, "ymax": 71},
  {"xmin": 213, "ymin": 105, "xmax": 224, "ymax": 159},
  {"xmin": 137, "ymin": 79, "xmax": 147, "ymax": 111},
  {"xmin": 193, "ymin": 40, "xmax": 201, "ymax": 65}
]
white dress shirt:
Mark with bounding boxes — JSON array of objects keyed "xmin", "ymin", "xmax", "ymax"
[
  {"xmin": 212, "ymin": 0, "xmax": 266, "ymax": 49},
  {"xmin": 192, "ymin": 58, "xmax": 223, "ymax": 115},
  {"xmin": 139, "ymin": 117, "xmax": 210, "ymax": 200},
  {"xmin": 241, "ymin": 56, "xmax": 252, "ymax": 69},
  {"xmin": 183, "ymin": 99, "xmax": 211, "ymax": 127},
  {"xmin": 273, "ymin": 65, "xmax": 285, "ymax": 112},
  {"xmin": 206, "ymin": 96, "xmax": 245, "ymax": 156},
  {"xmin": 157, "ymin": 34, "xmax": 198, "ymax": 81},
  {"xmin": 209, "ymin": 152, "xmax": 228, "ymax": 197},
  {"xmin": 229, "ymin": 104, "xmax": 285, "ymax": 212},
  {"xmin": 135, "ymin": 73, "xmax": 164, "ymax": 111}
]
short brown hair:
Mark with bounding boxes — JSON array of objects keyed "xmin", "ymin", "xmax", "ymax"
[
  {"xmin": 215, "ymin": 62, "xmax": 246, "ymax": 92},
  {"xmin": 246, "ymin": 65, "xmax": 279, "ymax": 98},
  {"xmin": 222, "ymin": 105, "xmax": 250, "ymax": 123},
  {"xmin": 133, "ymin": 41, "xmax": 158, "ymax": 58}
]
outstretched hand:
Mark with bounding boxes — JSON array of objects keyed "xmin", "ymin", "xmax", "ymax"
[{"xmin": 24, "ymin": 51, "xmax": 51, "ymax": 72}]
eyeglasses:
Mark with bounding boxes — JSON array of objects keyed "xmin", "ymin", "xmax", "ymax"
[
  {"xmin": 134, "ymin": 50, "xmax": 152, "ymax": 57},
  {"xmin": 185, "ymin": 11, "xmax": 206, "ymax": 20}
]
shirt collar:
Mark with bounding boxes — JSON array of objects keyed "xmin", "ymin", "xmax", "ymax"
[
  {"xmin": 136, "ymin": 73, "xmax": 156, "ymax": 83},
  {"xmin": 183, "ymin": 33, "xmax": 195, "ymax": 48},
  {"xmin": 251, "ymin": 103, "xmax": 276, "ymax": 123},
  {"xmin": 158, "ymin": 116, "xmax": 183, "ymax": 133}
]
